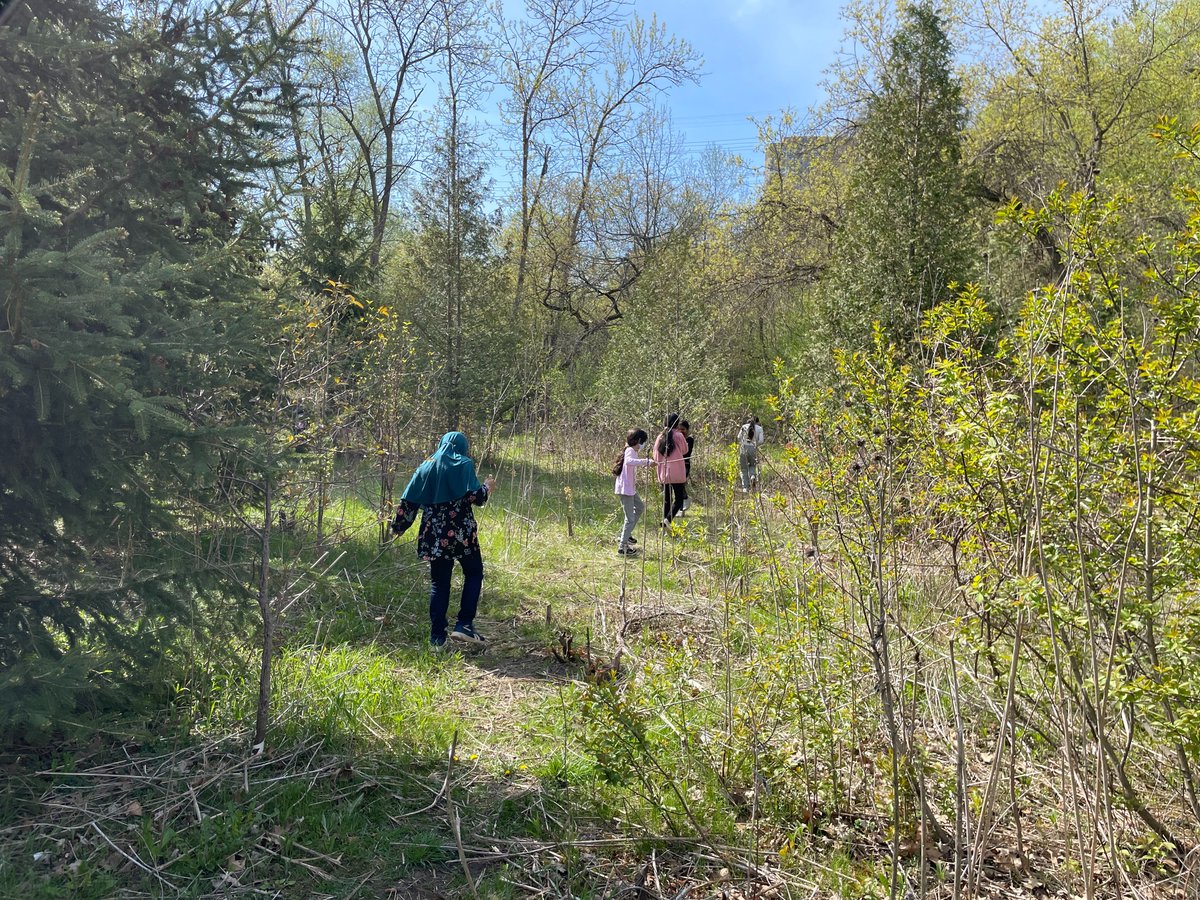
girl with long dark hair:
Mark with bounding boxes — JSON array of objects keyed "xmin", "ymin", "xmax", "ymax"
[
  {"xmin": 613, "ymin": 428, "xmax": 652, "ymax": 555},
  {"xmin": 653, "ymin": 413, "xmax": 688, "ymax": 526}
]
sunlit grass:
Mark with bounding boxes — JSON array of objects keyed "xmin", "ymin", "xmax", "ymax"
[
  {"xmin": 6, "ymin": 436, "xmax": 775, "ymax": 898},
  {"xmin": 202, "ymin": 643, "xmax": 465, "ymax": 757}
]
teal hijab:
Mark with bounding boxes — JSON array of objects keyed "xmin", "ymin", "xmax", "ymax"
[{"xmin": 401, "ymin": 432, "xmax": 482, "ymax": 506}]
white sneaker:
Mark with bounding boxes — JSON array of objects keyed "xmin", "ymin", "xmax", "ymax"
[{"xmin": 450, "ymin": 624, "xmax": 486, "ymax": 647}]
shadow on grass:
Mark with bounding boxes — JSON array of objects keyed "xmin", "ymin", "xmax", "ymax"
[
  {"xmin": 0, "ymin": 723, "xmax": 609, "ymax": 900},
  {"xmin": 452, "ymin": 636, "xmax": 586, "ymax": 684}
]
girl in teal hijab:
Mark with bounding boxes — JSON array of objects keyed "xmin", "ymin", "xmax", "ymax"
[
  {"xmin": 392, "ymin": 431, "xmax": 496, "ymax": 650},
  {"xmin": 401, "ymin": 432, "xmax": 482, "ymax": 506}
]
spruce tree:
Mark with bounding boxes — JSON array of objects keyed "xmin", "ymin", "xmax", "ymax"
[
  {"xmin": 0, "ymin": 0, "xmax": 300, "ymax": 737},
  {"xmin": 826, "ymin": 1, "xmax": 972, "ymax": 352},
  {"xmin": 401, "ymin": 126, "xmax": 505, "ymax": 430}
]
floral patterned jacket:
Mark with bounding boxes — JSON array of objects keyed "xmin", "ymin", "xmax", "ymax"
[{"xmin": 391, "ymin": 486, "xmax": 489, "ymax": 561}]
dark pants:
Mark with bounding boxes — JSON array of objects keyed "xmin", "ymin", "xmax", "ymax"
[
  {"xmin": 662, "ymin": 483, "xmax": 687, "ymax": 522},
  {"xmin": 429, "ymin": 550, "xmax": 483, "ymax": 640}
]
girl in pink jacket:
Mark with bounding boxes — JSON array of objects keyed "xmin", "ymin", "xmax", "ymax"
[
  {"xmin": 613, "ymin": 428, "xmax": 653, "ymax": 555},
  {"xmin": 653, "ymin": 413, "xmax": 689, "ymax": 526}
]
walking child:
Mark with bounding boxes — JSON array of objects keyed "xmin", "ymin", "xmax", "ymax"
[
  {"xmin": 391, "ymin": 431, "xmax": 496, "ymax": 650},
  {"xmin": 613, "ymin": 428, "xmax": 652, "ymax": 555},
  {"xmin": 653, "ymin": 414, "xmax": 689, "ymax": 526},
  {"xmin": 737, "ymin": 415, "xmax": 765, "ymax": 491}
]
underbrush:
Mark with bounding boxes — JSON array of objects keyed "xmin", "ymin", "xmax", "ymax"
[
  {"xmin": 0, "ymin": 434, "xmax": 738, "ymax": 896},
  {"xmin": 4, "ymin": 427, "xmax": 1198, "ymax": 897}
]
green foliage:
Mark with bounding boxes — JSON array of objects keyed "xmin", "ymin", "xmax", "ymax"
[
  {"xmin": 593, "ymin": 235, "xmax": 729, "ymax": 425},
  {"xmin": 580, "ymin": 653, "xmax": 739, "ymax": 839},
  {"xmin": 295, "ymin": 159, "xmax": 377, "ymax": 292},
  {"xmin": 0, "ymin": 0, "xmax": 301, "ymax": 740},
  {"xmin": 388, "ymin": 127, "xmax": 517, "ymax": 430},
  {"xmin": 12, "ymin": 0, "xmax": 1200, "ymax": 892},
  {"xmin": 205, "ymin": 644, "xmax": 463, "ymax": 755},
  {"xmin": 823, "ymin": 1, "xmax": 973, "ymax": 353},
  {"xmin": 773, "ymin": 128, "xmax": 1200, "ymax": 861}
]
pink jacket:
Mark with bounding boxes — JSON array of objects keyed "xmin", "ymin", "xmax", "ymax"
[
  {"xmin": 615, "ymin": 445, "xmax": 653, "ymax": 496},
  {"xmin": 653, "ymin": 429, "xmax": 688, "ymax": 484}
]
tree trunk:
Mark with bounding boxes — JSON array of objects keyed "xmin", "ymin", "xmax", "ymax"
[{"xmin": 253, "ymin": 473, "xmax": 273, "ymax": 752}]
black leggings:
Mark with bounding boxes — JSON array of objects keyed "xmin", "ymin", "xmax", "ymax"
[{"xmin": 662, "ymin": 483, "xmax": 687, "ymax": 521}]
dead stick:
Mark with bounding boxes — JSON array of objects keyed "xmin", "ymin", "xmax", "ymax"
[
  {"xmin": 255, "ymin": 841, "xmax": 333, "ymax": 880},
  {"xmin": 390, "ymin": 729, "xmax": 457, "ymax": 820},
  {"xmin": 91, "ymin": 822, "xmax": 173, "ymax": 888},
  {"xmin": 450, "ymin": 802, "xmax": 480, "ymax": 900},
  {"xmin": 186, "ymin": 781, "xmax": 203, "ymax": 824}
]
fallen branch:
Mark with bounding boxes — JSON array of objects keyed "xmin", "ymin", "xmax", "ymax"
[
  {"xmin": 90, "ymin": 821, "xmax": 175, "ymax": 889},
  {"xmin": 450, "ymin": 801, "xmax": 480, "ymax": 900},
  {"xmin": 389, "ymin": 730, "xmax": 457, "ymax": 820}
]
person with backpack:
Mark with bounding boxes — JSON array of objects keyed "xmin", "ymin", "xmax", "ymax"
[
  {"xmin": 391, "ymin": 431, "xmax": 496, "ymax": 651},
  {"xmin": 653, "ymin": 413, "xmax": 689, "ymax": 526},
  {"xmin": 737, "ymin": 415, "xmax": 765, "ymax": 491},
  {"xmin": 613, "ymin": 428, "xmax": 653, "ymax": 556}
]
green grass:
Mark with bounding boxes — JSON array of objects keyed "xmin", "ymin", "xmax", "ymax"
[
  {"xmin": 1, "ymin": 436, "xmax": 764, "ymax": 898},
  {"xmin": 203, "ymin": 644, "xmax": 466, "ymax": 755},
  {"xmin": 9, "ymin": 433, "xmax": 1149, "ymax": 899}
]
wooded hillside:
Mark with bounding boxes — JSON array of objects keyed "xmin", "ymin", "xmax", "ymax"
[{"xmin": 3, "ymin": 0, "xmax": 1200, "ymax": 896}]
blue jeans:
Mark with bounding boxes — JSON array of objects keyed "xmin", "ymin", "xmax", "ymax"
[{"xmin": 429, "ymin": 550, "xmax": 483, "ymax": 640}]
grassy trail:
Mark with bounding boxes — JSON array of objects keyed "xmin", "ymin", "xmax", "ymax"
[
  {"xmin": 6, "ymin": 432, "xmax": 1192, "ymax": 898},
  {"xmin": 1, "ymin": 434, "xmax": 795, "ymax": 899}
]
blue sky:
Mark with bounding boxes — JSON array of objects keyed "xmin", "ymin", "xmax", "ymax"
[
  {"xmin": 471, "ymin": 0, "xmax": 851, "ymax": 195},
  {"xmin": 634, "ymin": 0, "xmax": 847, "ymax": 160}
]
